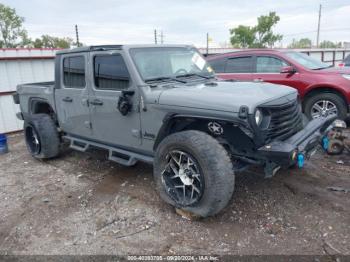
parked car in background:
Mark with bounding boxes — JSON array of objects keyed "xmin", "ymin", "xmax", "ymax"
[
  {"xmin": 338, "ymin": 54, "xmax": 350, "ymax": 68},
  {"xmin": 207, "ymin": 50, "xmax": 350, "ymax": 120}
]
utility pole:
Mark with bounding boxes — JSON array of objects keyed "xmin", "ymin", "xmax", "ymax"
[
  {"xmin": 316, "ymin": 4, "xmax": 322, "ymax": 48},
  {"xmin": 154, "ymin": 29, "xmax": 158, "ymax": 44},
  {"xmin": 160, "ymin": 31, "xmax": 164, "ymax": 44},
  {"xmin": 75, "ymin": 24, "xmax": 80, "ymax": 47},
  {"xmin": 206, "ymin": 33, "xmax": 209, "ymax": 56}
]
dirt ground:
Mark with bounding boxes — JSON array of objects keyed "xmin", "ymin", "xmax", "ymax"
[{"xmin": 0, "ymin": 132, "xmax": 349, "ymax": 256}]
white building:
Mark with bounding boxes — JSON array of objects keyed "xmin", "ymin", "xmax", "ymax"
[{"xmin": 0, "ymin": 48, "xmax": 59, "ymax": 133}]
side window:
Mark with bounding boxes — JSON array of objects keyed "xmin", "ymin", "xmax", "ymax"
[
  {"xmin": 94, "ymin": 54, "xmax": 130, "ymax": 90},
  {"xmin": 256, "ymin": 56, "xmax": 288, "ymax": 73},
  {"xmin": 63, "ymin": 56, "xmax": 86, "ymax": 88},
  {"xmin": 208, "ymin": 58, "xmax": 226, "ymax": 73},
  {"xmin": 345, "ymin": 55, "xmax": 350, "ymax": 65},
  {"xmin": 225, "ymin": 56, "xmax": 253, "ymax": 73}
]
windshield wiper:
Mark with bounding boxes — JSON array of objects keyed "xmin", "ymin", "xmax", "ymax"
[
  {"xmin": 145, "ymin": 76, "xmax": 187, "ymax": 84},
  {"xmin": 176, "ymin": 73, "xmax": 214, "ymax": 79}
]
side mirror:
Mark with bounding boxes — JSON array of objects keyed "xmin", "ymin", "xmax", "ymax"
[
  {"xmin": 280, "ymin": 66, "xmax": 296, "ymax": 74},
  {"xmin": 118, "ymin": 90, "xmax": 135, "ymax": 116}
]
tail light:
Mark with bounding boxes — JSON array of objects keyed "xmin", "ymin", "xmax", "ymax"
[{"xmin": 338, "ymin": 63, "xmax": 345, "ymax": 67}]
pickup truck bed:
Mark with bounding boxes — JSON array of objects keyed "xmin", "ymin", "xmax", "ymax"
[{"xmin": 16, "ymin": 81, "xmax": 56, "ymax": 116}]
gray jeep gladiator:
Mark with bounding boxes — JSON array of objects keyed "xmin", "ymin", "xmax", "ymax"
[{"xmin": 14, "ymin": 45, "xmax": 336, "ymax": 217}]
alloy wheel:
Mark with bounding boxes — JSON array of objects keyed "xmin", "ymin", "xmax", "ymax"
[
  {"xmin": 311, "ymin": 100, "xmax": 338, "ymax": 119},
  {"xmin": 25, "ymin": 125, "xmax": 41, "ymax": 155},
  {"xmin": 161, "ymin": 150, "xmax": 204, "ymax": 206}
]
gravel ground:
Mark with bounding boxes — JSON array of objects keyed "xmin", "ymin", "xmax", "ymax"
[{"xmin": 0, "ymin": 133, "xmax": 349, "ymax": 256}]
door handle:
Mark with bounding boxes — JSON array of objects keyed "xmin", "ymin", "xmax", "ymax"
[
  {"xmin": 253, "ymin": 78, "xmax": 263, "ymax": 82},
  {"xmin": 62, "ymin": 97, "xmax": 73, "ymax": 102},
  {"xmin": 89, "ymin": 99, "xmax": 103, "ymax": 106}
]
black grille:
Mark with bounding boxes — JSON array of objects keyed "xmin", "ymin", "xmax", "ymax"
[{"xmin": 265, "ymin": 100, "xmax": 303, "ymax": 141}]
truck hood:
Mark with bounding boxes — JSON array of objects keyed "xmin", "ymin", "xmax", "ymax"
[{"xmin": 158, "ymin": 81, "xmax": 297, "ymax": 113}]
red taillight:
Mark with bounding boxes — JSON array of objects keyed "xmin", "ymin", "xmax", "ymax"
[{"xmin": 338, "ymin": 63, "xmax": 345, "ymax": 67}]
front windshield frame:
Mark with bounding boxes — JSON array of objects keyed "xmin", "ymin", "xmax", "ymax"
[
  {"xmin": 129, "ymin": 47, "xmax": 215, "ymax": 82},
  {"xmin": 285, "ymin": 51, "xmax": 331, "ymax": 70}
]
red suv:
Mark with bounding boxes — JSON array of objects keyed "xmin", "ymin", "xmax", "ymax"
[{"xmin": 207, "ymin": 50, "xmax": 350, "ymax": 120}]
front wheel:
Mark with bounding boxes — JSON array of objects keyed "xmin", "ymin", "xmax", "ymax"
[
  {"xmin": 153, "ymin": 130, "xmax": 235, "ymax": 218},
  {"xmin": 304, "ymin": 93, "xmax": 347, "ymax": 120}
]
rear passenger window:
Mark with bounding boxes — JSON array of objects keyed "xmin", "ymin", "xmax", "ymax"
[
  {"xmin": 94, "ymin": 54, "xmax": 130, "ymax": 90},
  {"xmin": 256, "ymin": 56, "xmax": 288, "ymax": 73},
  {"xmin": 208, "ymin": 58, "xmax": 226, "ymax": 73},
  {"xmin": 63, "ymin": 56, "xmax": 86, "ymax": 88},
  {"xmin": 226, "ymin": 56, "xmax": 253, "ymax": 73}
]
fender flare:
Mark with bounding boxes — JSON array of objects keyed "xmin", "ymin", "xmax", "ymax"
[{"xmin": 153, "ymin": 113, "xmax": 250, "ymax": 150}]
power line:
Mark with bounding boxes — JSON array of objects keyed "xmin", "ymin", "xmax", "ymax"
[{"xmin": 283, "ymin": 27, "xmax": 350, "ymax": 38}]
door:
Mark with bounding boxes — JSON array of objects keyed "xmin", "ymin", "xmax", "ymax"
[
  {"xmin": 55, "ymin": 54, "xmax": 93, "ymax": 138},
  {"xmin": 88, "ymin": 52, "xmax": 141, "ymax": 148},
  {"xmin": 214, "ymin": 56, "xmax": 254, "ymax": 81},
  {"xmin": 253, "ymin": 55, "xmax": 300, "ymax": 88}
]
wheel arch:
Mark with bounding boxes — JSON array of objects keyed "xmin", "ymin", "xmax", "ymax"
[
  {"xmin": 302, "ymin": 85, "xmax": 349, "ymax": 113},
  {"xmin": 153, "ymin": 113, "xmax": 252, "ymax": 152},
  {"xmin": 154, "ymin": 114, "xmax": 206, "ymax": 151},
  {"xmin": 29, "ymin": 98, "xmax": 58, "ymax": 123}
]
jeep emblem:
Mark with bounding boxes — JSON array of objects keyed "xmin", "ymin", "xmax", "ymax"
[{"xmin": 208, "ymin": 122, "xmax": 223, "ymax": 135}]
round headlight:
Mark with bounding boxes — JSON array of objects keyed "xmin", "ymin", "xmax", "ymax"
[{"xmin": 255, "ymin": 109, "xmax": 263, "ymax": 126}]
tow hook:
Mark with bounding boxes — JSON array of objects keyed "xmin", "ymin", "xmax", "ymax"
[{"xmin": 297, "ymin": 153, "xmax": 305, "ymax": 168}]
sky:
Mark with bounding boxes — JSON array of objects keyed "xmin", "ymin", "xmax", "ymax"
[{"xmin": 2, "ymin": 0, "xmax": 350, "ymax": 48}]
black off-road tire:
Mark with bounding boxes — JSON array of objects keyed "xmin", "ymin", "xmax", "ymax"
[
  {"xmin": 304, "ymin": 93, "xmax": 347, "ymax": 120},
  {"xmin": 24, "ymin": 114, "xmax": 60, "ymax": 159},
  {"xmin": 154, "ymin": 130, "xmax": 235, "ymax": 218}
]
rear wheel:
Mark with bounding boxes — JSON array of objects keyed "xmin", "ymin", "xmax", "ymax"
[
  {"xmin": 304, "ymin": 93, "xmax": 347, "ymax": 120},
  {"xmin": 24, "ymin": 114, "xmax": 60, "ymax": 159},
  {"xmin": 153, "ymin": 130, "xmax": 235, "ymax": 218}
]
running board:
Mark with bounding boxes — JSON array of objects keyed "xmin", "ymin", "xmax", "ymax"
[
  {"xmin": 63, "ymin": 135, "xmax": 153, "ymax": 166},
  {"xmin": 70, "ymin": 139, "xmax": 89, "ymax": 152}
]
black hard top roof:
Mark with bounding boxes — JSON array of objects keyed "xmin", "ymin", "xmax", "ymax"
[{"xmin": 56, "ymin": 44, "xmax": 194, "ymax": 55}]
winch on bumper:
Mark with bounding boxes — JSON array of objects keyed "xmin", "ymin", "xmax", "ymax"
[{"xmin": 257, "ymin": 115, "xmax": 337, "ymax": 177}]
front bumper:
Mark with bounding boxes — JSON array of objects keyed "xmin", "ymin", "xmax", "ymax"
[{"xmin": 257, "ymin": 115, "xmax": 337, "ymax": 167}]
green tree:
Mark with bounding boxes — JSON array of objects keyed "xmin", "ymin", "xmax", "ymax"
[
  {"xmin": 254, "ymin": 12, "xmax": 282, "ymax": 47},
  {"xmin": 18, "ymin": 30, "xmax": 33, "ymax": 47},
  {"xmin": 288, "ymin": 38, "xmax": 312, "ymax": 48},
  {"xmin": 229, "ymin": 12, "xmax": 282, "ymax": 48},
  {"xmin": 32, "ymin": 38, "xmax": 43, "ymax": 48},
  {"xmin": 229, "ymin": 25, "xmax": 256, "ymax": 48},
  {"xmin": 319, "ymin": 40, "xmax": 341, "ymax": 48},
  {"xmin": 33, "ymin": 35, "xmax": 73, "ymax": 48},
  {"xmin": 0, "ymin": 3, "xmax": 27, "ymax": 47}
]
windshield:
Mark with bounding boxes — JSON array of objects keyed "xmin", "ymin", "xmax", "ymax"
[
  {"xmin": 285, "ymin": 51, "xmax": 331, "ymax": 70},
  {"xmin": 130, "ymin": 47, "xmax": 214, "ymax": 81}
]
